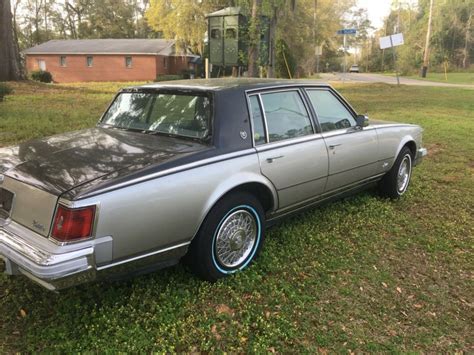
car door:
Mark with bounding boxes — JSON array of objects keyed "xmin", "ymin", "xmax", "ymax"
[
  {"xmin": 248, "ymin": 90, "xmax": 328, "ymax": 209},
  {"xmin": 305, "ymin": 88, "xmax": 379, "ymax": 192}
]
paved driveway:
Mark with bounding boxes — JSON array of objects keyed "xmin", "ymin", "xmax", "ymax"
[{"xmin": 319, "ymin": 73, "xmax": 474, "ymax": 89}]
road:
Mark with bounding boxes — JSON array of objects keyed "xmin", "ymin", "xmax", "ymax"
[{"xmin": 319, "ymin": 72, "xmax": 474, "ymax": 89}]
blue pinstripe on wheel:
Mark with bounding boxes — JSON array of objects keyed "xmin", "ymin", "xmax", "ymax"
[{"xmin": 211, "ymin": 205, "xmax": 261, "ymax": 274}]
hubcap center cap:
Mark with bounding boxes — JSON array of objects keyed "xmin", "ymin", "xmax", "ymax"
[{"xmin": 229, "ymin": 230, "xmax": 245, "ymax": 251}]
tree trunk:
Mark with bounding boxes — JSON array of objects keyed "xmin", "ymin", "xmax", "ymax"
[
  {"xmin": 0, "ymin": 0, "xmax": 24, "ymax": 81},
  {"xmin": 266, "ymin": 7, "xmax": 277, "ymax": 78},
  {"xmin": 421, "ymin": 0, "xmax": 434, "ymax": 78},
  {"xmin": 247, "ymin": 0, "xmax": 262, "ymax": 78},
  {"xmin": 462, "ymin": 13, "xmax": 472, "ymax": 69}
]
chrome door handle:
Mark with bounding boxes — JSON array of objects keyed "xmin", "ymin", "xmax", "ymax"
[
  {"xmin": 266, "ymin": 155, "xmax": 284, "ymax": 163},
  {"xmin": 329, "ymin": 144, "xmax": 341, "ymax": 149}
]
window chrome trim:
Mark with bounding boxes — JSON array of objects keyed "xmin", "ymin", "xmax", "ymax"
[
  {"xmin": 321, "ymin": 125, "xmax": 376, "ymax": 139},
  {"xmin": 255, "ymin": 133, "xmax": 324, "ymax": 152},
  {"xmin": 257, "ymin": 93, "xmax": 270, "ymax": 144}
]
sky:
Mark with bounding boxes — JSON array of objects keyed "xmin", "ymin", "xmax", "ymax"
[{"xmin": 356, "ymin": 0, "xmax": 393, "ymax": 29}]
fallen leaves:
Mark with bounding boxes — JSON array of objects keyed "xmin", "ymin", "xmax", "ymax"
[{"xmin": 216, "ymin": 304, "xmax": 234, "ymax": 317}]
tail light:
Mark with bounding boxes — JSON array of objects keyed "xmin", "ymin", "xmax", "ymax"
[{"xmin": 51, "ymin": 205, "xmax": 96, "ymax": 243}]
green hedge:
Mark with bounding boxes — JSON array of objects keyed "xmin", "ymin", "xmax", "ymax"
[
  {"xmin": 0, "ymin": 82, "xmax": 13, "ymax": 102},
  {"xmin": 155, "ymin": 74, "xmax": 183, "ymax": 82},
  {"xmin": 31, "ymin": 70, "xmax": 53, "ymax": 83}
]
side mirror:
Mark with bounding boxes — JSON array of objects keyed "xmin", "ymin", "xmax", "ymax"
[{"xmin": 356, "ymin": 115, "xmax": 369, "ymax": 128}]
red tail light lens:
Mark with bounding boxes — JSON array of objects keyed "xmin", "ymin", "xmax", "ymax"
[{"xmin": 51, "ymin": 205, "xmax": 96, "ymax": 242}]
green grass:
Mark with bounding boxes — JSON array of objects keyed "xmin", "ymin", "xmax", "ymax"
[
  {"xmin": 383, "ymin": 72, "xmax": 474, "ymax": 85},
  {"xmin": 1, "ymin": 81, "xmax": 473, "ymax": 352},
  {"xmin": 405, "ymin": 72, "xmax": 474, "ymax": 85}
]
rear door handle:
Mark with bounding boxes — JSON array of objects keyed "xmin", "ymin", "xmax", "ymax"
[
  {"xmin": 266, "ymin": 155, "xmax": 284, "ymax": 163},
  {"xmin": 329, "ymin": 144, "xmax": 341, "ymax": 149}
]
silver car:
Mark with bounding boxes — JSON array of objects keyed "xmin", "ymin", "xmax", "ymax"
[{"xmin": 0, "ymin": 79, "xmax": 427, "ymax": 290}]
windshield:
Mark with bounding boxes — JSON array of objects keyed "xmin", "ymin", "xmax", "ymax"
[{"xmin": 101, "ymin": 91, "xmax": 212, "ymax": 140}]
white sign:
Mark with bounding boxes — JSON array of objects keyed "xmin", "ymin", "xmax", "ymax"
[
  {"xmin": 379, "ymin": 33, "xmax": 404, "ymax": 49},
  {"xmin": 315, "ymin": 45, "xmax": 323, "ymax": 56}
]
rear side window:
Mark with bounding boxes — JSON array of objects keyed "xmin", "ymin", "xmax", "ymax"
[
  {"xmin": 248, "ymin": 95, "xmax": 266, "ymax": 145},
  {"xmin": 260, "ymin": 91, "xmax": 313, "ymax": 142},
  {"xmin": 306, "ymin": 90, "xmax": 356, "ymax": 132}
]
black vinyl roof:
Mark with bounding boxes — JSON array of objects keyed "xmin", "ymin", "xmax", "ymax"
[{"xmin": 135, "ymin": 78, "xmax": 331, "ymax": 92}]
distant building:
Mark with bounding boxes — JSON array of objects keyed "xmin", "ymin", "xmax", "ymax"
[{"xmin": 23, "ymin": 39, "xmax": 198, "ymax": 83}]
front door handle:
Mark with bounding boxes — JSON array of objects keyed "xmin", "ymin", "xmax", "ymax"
[
  {"xmin": 329, "ymin": 144, "xmax": 341, "ymax": 149},
  {"xmin": 266, "ymin": 155, "xmax": 284, "ymax": 163}
]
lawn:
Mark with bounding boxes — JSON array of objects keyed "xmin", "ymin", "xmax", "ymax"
[
  {"xmin": 383, "ymin": 72, "xmax": 474, "ymax": 85},
  {"xmin": 408, "ymin": 72, "xmax": 474, "ymax": 85},
  {"xmin": 0, "ymin": 81, "xmax": 473, "ymax": 352}
]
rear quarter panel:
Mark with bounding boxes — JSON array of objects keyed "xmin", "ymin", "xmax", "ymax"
[{"xmin": 73, "ymin": 152, "xmax": 277, "ymax": 261}]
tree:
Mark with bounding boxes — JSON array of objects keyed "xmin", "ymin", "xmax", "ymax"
[
  {"xmin": 0, "ymin": 0, "xmax": 23, "ymax": 81},
  {"xmin": 247, "ymin": 0, "xmax": 262, "ymax": 77},
  {"xmin": 146, "ymin": 0, "xmax": 226, "ymax": 54},
  {"xmin": 421, "ymin": 0, "xmax": 434, "ymax": 77}
]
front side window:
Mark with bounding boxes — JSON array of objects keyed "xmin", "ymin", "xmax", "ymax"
[
  {"xmin": 260, "ymin": 91, "xmax": 313, "ymax": 142},
  {"xmin": 306, "ymin": 90, "xmax": 356, "ymax": 132},
  {"xmin": 248, "ymin": 95, "xmax": 266, "ymax": 145},
  {"xmin": 60, "ymin": 56, "xmax": 67, "ymax": 67},
  {"xmin": 86, "ymin": 56, "xmax": 93, "ymax": 67},
  {"xmin": 125, "ymin": 56, "xmax": 132, "ymax": 68},
  {"xmin": 163, "ymin": 57, "xmax": 168, "ymax": 69},
  {"xmin": 101, "ymin": 92, "xmax": 212, "ymax": 140}
]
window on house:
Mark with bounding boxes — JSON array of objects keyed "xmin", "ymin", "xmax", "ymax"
[
  {"xmin": 125, "ymin": 56, "xmax": 132, "ymax": 68},
  {"xmin": 37, "ymin": 59, "xmax": 46, "ymax": 71},
  {"xmin": 163, "ymin": 57, "xmax": 168, "ymax": 69},
  {"xmin": 60, "ymin": 56, "xmax": 67, "ymax": 67},
  {"xmin": 86, "ymin": 56, "xmax": 93, "ymax": 67}
]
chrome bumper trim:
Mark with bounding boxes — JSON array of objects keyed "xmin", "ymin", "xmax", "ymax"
[
  {"xmin": 0, "ymin": 227, "xmax": 107, "ymax": 290},
  {"xmin": 414, "ymin": 147, "xmax": 427, "ymax": 166}
]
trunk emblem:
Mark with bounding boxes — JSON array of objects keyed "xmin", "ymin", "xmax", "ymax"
[{"xmin": 33, "ymin": 220, "xmax": 46, "ymax": 232}]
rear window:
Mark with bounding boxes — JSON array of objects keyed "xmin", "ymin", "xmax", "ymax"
[{"xmin": 101, "ymin": 91, "xmax": 212, "ymax": 140}]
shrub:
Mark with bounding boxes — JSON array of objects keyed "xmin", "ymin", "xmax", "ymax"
[
  {"xmin": 31, "ymin": 70, "xmax": 53, "ymax": 83},
  {"xmin": 155, "ymin": 74, "xmax": 183, "ymax": 82},
  {"xmin": 181, "ymin": 69, "xmax": 195, "ymax": 79},
  {"xmin": 0, "ymin": 83, "xmax": 13, "ymax": 102}
]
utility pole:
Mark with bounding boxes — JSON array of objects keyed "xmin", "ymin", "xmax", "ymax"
[{"xmin": 421, "ymin": 0, "xmax": 434, "ymax": 78}]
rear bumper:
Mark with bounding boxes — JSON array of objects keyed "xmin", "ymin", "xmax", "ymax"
[
  {"xmin": 0, "ymin": 223, "xmax": 111, "ymax": 291},
  {"xmin": 414, "ymin": 147, "xmax": 427, "ymax": 166}
]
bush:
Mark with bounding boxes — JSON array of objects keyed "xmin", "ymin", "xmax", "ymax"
[
  {"xmin": 155, "ymin": 74, "xmax": 183, "ymax": 82},
  {"xmin": 181, "ymin": 69, "xmax": 196, "ymax": 79},
  {"xmin": 30, "ymin": 70, "xmax": 53, "ymax": 83},
  {"xmin": 0, "ymin": 83, "xmax": 13, "ymax": 102}
]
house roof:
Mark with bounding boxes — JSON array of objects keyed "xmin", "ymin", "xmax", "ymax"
[{"xmin": 23, "ymin": 39, "xmax": 189, "ymax": 56}]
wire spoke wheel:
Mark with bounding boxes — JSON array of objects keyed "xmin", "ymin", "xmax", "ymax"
[
  {"xmin": 214, "ymin": 209, "xmax": 257, "ymax": 268},
  {"xmin": 397, "ymin": 155, "xmax": 411, "ymax": 193}
]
